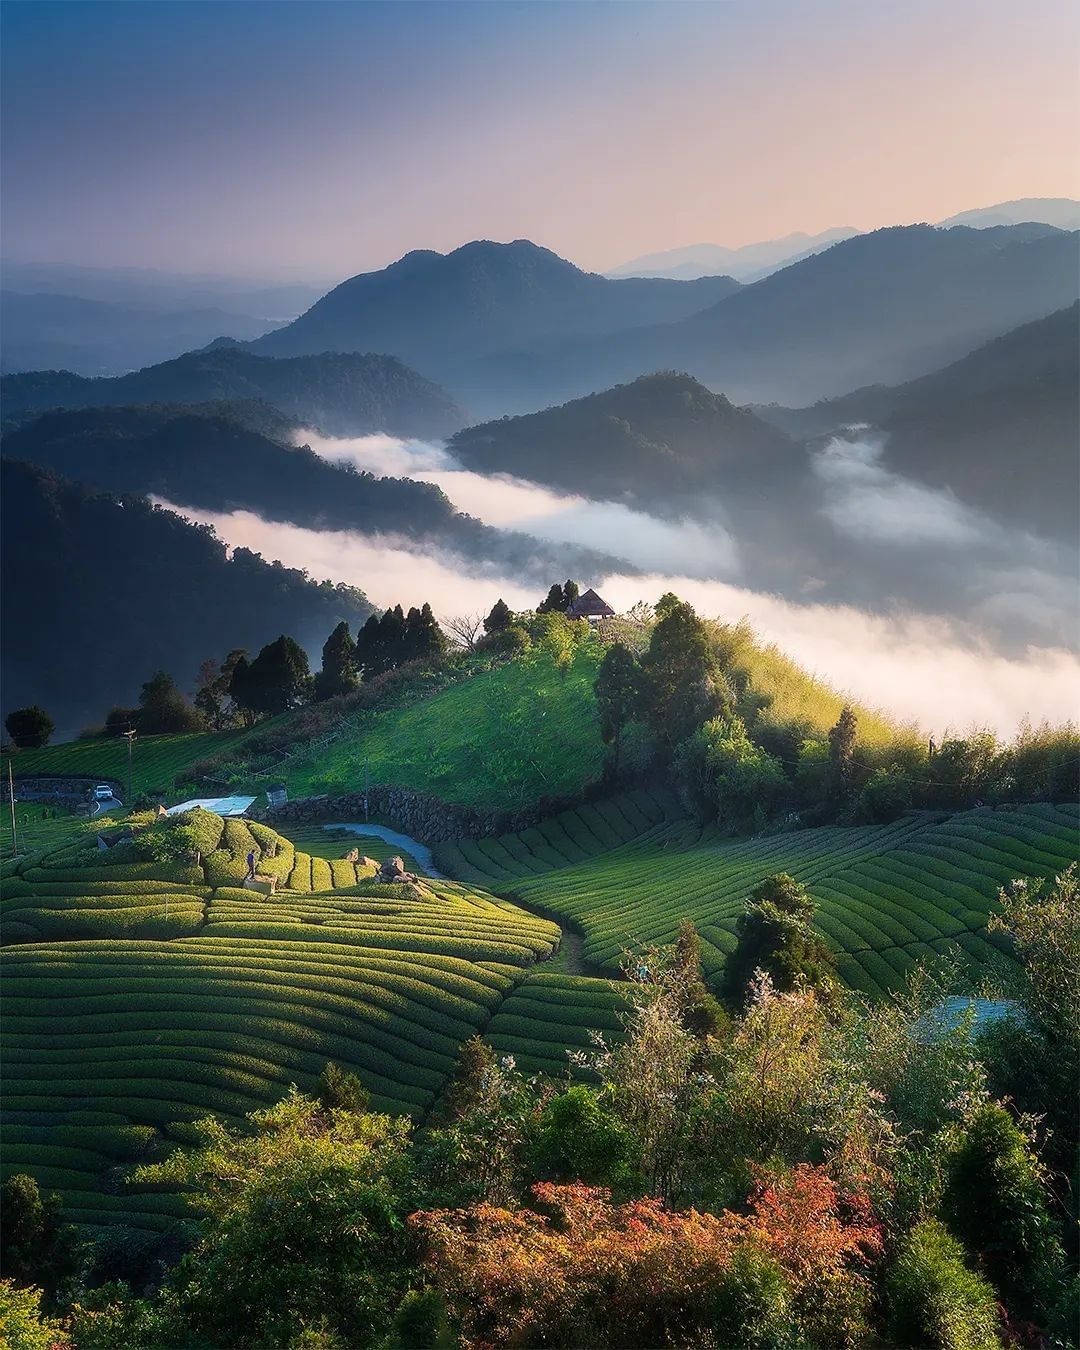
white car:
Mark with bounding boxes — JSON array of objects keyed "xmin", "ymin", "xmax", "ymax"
[{"xmin": 93, "ymin": 784, "xmax": 114, "ymax": 801}]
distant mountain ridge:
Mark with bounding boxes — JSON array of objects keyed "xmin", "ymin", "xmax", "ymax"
[
  {"xmin": 480, "ymin": 224, "xmax": 1079, "ymax": 412},
  {"xmin": 608, "ymin": 198, "xmax": 1080, "ymax": 280},
  {"xmin": 0, "ymin": 347, "xmax": 467, "ymax": 438},
  {"xmin": 757, "ymin": 303, "xmax": 1080, "ymax": 540},
  {"xmin": 607, "ymin": 227, "xmax": 860, "ymax": 282},
  {"xmin": 0, "ymin": 290, "xmax": 278, "ymax": 377}
]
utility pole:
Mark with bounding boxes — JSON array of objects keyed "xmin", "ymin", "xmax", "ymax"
[
  {"xmin": 123, "ymin": 727, "xmax": 137, "ymax": 806},
  {"xmin": 8, "ymin": 760, "xmax": 18, "ymax": 859},
  {"xmin": 364, "ymin": 758, "xmax": 369, "ymax": 823}
]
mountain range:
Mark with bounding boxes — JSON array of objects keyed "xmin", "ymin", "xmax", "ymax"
[
  {"xmin": 0, "ymin": 348, "xmax": 467, "ymax": 439},
  {"xmin": 609, "ymin": 197, "xmax": 1080, "ymax": 280},
  {"xmin": 476, "ymin": 224, "xmax": 1078, "ymax": 413}
]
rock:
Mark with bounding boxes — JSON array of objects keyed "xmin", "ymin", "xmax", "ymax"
[
  {"xmin": 343, "ymin": 847, "xmax": 360, "ymax": 862},
  {"xmin": 243, "ymin": 875, "xmax": 277, "ymax": 896}
]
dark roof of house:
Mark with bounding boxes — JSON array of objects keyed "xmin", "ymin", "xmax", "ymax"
[{"xmin": 568, "ymin": 587, "xmax": 616, "ymax": 619}]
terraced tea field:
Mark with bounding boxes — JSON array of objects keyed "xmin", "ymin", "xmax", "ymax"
[
  {"xmin": 437, "ymin": 795, "xmax": 1080, "ymax": 997},
  {"xmin": 483, "ymin": 970, "xmax": 630, "ymax": 1077},
  {"xmin": 0, "ymin": 809, "xmax": 570, "ymax": 1232}
]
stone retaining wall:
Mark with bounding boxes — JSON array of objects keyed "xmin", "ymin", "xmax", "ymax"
[{"xmin": 250, "ymin": 783, "xmax": 555, "ymax": 844}]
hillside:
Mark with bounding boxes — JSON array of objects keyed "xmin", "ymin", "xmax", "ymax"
[
  {"xmin": 449, "ymin": 371, "xmax": 800, "ymax": 508},
  {"xmin": 758, "ymin": 305, "xmax": 1080, "ymax": 540},
  {"xmin": 0, "ymin": 459, "xmax": 371, "ymax": 736},
  {"xmin": 2, "ymin": 404, "xmax": 627, "ymax": 582},
  {"xmin": 0, "ymin": 347, "xmax": 467, "ymax": 438},
  {"xmin": 481, "ymin": 224, "xmax": 1080, "ymax": 411},
  {"xmin": 247, "ymin": 239, "xmax": 741, "ymax": 414}
]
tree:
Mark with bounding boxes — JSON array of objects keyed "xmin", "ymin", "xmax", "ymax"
[
  {"xmin": 134, "ymin": 1091, "xmax": 412, "ymax": 1348},
  {"xmin": 562, "ymin": 579, "xmax": 580, "ymax": 610},
  {"xmin": 0, "ymin": 1174, "xmax": 79, "ymax": 1301},
  {"xmin": 537, "ymin": 583, "xmax": 567, "ymax": 614},
  {"xmin": 483, "ymin": 598, "xmax": 513, "ymax": 635},
  {"xmin": 354, "ymin": 613, "xmax": 385, "ymax": 679},
  {"xmin": 594, "ymin": 643, "xmax": 641, "ymax": 775},
  {"xmin": 827, "ymin": 705, "xmax": 859, "ymax": 803},
  {"xmin": 103, "ymin": 705, "xmax": 139, "ymax": 736},
  {"xmin": 194, "ymin": 648, "xmax": 247, "ymax": 729},
  {"xmin": 527, "ymin": 1086, "xmax": 641, "ymax": 1197},
  {"xmin": 0, "ymin": 1282, "xmax": 69, "ymax": 1350},
  {"xmin": 136, "ymin": 671, "xmax": 206, "ymax": 734},
  {"xmin": 4, "ymin": 706, "xmax": 53, "ymax": 749},
  {"xmin": 317, "ymin": 1061, "xmax": 370, "ymax": 1114},
  {"xmin": 443, "ymin": 612, "xmax": 485, "ymax": 653},
  {"xmin": 944, "ymin": 1100, "xmax": 1065, "ymax": 1316},
  {"xmin": 672, "ymin": 919, "xmax": 727, "ymax": 1039},
  {"xmin": 722, "ymin": 874, "xmax": 838, "ymax": 1010},
  {"xmin": 674, "ymin": 713, "xmax": 785, "ymax": 829},
  {"xmin": 639, "ymin": 595, "xmax": 728, "ymax": 756},
  {"xmin": 314, "ymin": 621, "xmax": 358, "ymax": 701},
  {"xmin": 403, "ymin": 602, "xmax": 448, "ymax": 665},
  {"xmin": 232, "ymin": 636, "xmax": 311, "ymax": 718}
]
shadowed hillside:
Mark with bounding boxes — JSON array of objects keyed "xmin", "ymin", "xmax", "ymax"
[{"xmin": 0, "ymin": 347, "xmax": 467, "ymax": 438}]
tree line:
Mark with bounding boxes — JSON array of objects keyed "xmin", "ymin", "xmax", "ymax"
[{"xmin": 593, "ymin": 594, "xmax": 1079, "ymax": 827}]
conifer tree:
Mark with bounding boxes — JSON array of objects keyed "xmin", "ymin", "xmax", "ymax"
[{"xmin": 314, "ymin": 621, "xmax": 358, "ymax": 700}]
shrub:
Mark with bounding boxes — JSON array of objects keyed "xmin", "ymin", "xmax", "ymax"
[
  {"xmin": 0, "ymin": 1280, "xmax": 69, "ymax": 1350},
  {"xmin": 887, "ymin": 1219, "xmax": 1001, "ymax": 1350},
  {"xmin": 944, "ymin": 1100, "xmax": 1065, "ymax": 1314},
  {"xmin": 5, "ymin": 706, "xmax": 54, "ymax": 749}
]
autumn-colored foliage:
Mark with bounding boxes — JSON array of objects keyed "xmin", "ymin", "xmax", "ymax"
[{"xmin": 411, "ymin": 1167, "xmax": 881, "ymax": 1348}]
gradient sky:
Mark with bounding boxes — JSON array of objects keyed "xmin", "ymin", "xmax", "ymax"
[{"xmin": 3, "ymin": 0, "xmax": 1077, "ymax": 278}]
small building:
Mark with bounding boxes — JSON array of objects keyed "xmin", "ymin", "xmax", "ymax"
[{"xmin": 567, "ymin": 587, "xmax": 616, "ymax": 623}]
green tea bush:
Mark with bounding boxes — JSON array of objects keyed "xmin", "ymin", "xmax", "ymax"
[{"xmin": 886, "ymin": 1220, "xmax": 1001, "ymax": 1350}]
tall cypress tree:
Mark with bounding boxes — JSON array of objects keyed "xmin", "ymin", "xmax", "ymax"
[
  {"xmin": 354, "ymin": 614, "xmax": 384, "ymax": 679},
  {"xmin": 315, "ymin": 621, "xmax": 359, "ymax": 700}
]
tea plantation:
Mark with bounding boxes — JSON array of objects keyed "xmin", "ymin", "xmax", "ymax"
[
  {"xmin": 436, "ymin": 792, "xmax": 1080, "ymax": 997},
  {"xmin": 0, "ymin": 809, "xmax": 576, "ymax": 1233}
]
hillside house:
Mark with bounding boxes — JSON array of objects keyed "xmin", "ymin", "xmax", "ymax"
[{"xmin": 568, "ymin": 587, "xmax": 616, "ymax": 623}]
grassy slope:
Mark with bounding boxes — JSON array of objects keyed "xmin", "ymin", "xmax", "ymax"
[
  {"xmin": 437, "ymin": 793, "xmax": 1080, "ymax": 998},
  {"xmin": 275, "ymin": 647, "xmax": 606, "ymax": 810},
  {"xmin": 1, "ymin": 728, "xmax": 261, "ymax": 800}
]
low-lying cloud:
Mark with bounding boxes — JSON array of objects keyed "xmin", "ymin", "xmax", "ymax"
[
  {"xmin": 155, "ymin": 497, "xmax": 1080, "ymax": 739},
  {"xmin": 296, "ymin": 430, "xmax": 741, "ymax": 578},
  {"xmin": 813, "ymin": 432, "xmax": 984, "ymax": 546}
]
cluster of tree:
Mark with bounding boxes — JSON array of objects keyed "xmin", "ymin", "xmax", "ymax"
[
  {"xmin": 594, "ymin": 594, "xmax": 1080, "ymax": 831},
  {"xmin": 7, "ymin": 868, "xmax": 1076, "ymax": 1349}
]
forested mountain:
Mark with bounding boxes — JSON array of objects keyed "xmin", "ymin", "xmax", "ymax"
[
  {"xmin": 247, "ymin": 239, "xmax": 741, "ymax": 413},
  {"xmin": 758, "ymin": 304, "xmax": 1080, "ymax": 539},
  {"xmin": 478, "ymin": 224, "xmax": 1080, "ymax": 412},
  {"xmin": 2, "ymin": 404, "xmax": 627, "ymax": 580},
  {"xmin": 450, "ymin": 372, "xmax": 799, "ymax": 507},
  {"xmin": 0, "ymin": 290, "xmax": 276, "ymax": 377},
  {"xmin": 0, "ymin": 459, "xmax": 372, "ymax": 735},
  {"xmin": 0, "ymin": 347, "xmax": 467, "ymax": 438}
]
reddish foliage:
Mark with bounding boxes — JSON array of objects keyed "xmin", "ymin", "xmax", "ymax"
[
  {"xmin": 411, "ymin": 1168, "xmax": 881, "ymax": 1348},
  {"xmin": 748, "ymin": 1163, "xmax": 882, "ymax": 1290}
]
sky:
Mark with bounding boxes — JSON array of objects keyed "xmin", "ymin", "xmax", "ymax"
[{"xmin": 3, "ymin": 0, "xmax": 1078, "ymax": 278}]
